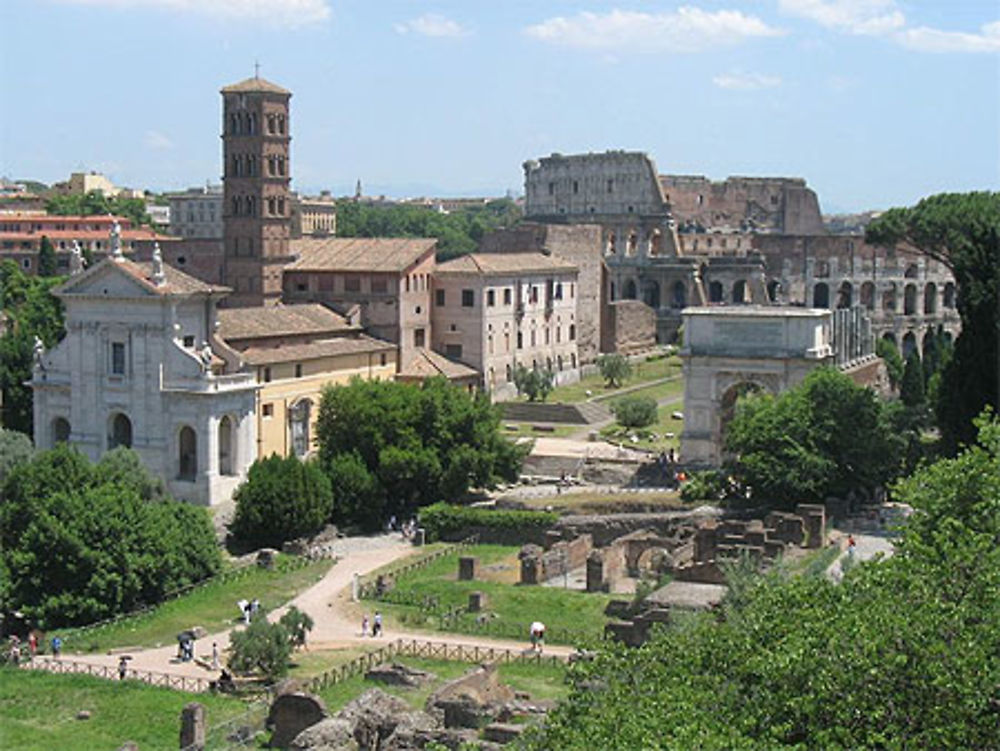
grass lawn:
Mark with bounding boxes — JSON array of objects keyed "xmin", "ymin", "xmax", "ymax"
[
  {"xmin": 519, "ymin": 355, "xmax": 681, "ymax": 405},
  {"xmin": 53, "ymin": 556, "xmax": 334, "ymax": 654},
  {"xmin": 608, "ymin": 375, "xmax": 685, "ymax": 405},
  {"xmin": 601, "ymin": 398, "xmax": 686, "ymax": 453},
  {"xmin": 314, "ymin": 656, "xmax": 568, "ymax": 713},
  {"xmin": 0, "ymin": 669, "xmax": 248, "ymax": 751},
  {"xmin": 367, "ymin": 545, "xmax": 614, "ymax": 645}
]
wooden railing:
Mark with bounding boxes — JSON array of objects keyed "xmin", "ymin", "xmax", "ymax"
[
  {"xmin": 306, "ymin": 637, "xmax": 567, "ymax": 693},
  {"xmin": 356, "ymin": 536, "xmax": 478, "ymax": 599},
  {"xmin": 22, "ymin": 655, "xmax": 211, "ymax": 693}
]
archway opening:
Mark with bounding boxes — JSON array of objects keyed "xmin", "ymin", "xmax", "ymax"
[
  {"xmin": 109, "ymin": 412, "xmax": 132, "ymax": 450},
  {"xmin": 642, "ymin": 280, "xmax": 660, "ymax": 309},
  {"xmin": 720, "ymin": 382, "xmax": 763, "ymax": 444},
  {"xmin": 624, "ymin": 279, "xmax": 637, "ymax": 300},
  {"xmin": 733, "ymin": 280, "xmax": 747, "ymax": 304},
  {"xmin": 219, "ymin": 415, "xmax": 235, "ymax": 476},
  {"xmin": 708, "ymin": 281, "xmax": 723, "ymax": 303},
  {"xmin": 51, "ymin": 417, "xmax": 70, "ymax": 446},
  {"xmin": 836, "ymin": 281, "xmax": 853, "ymax": 309},
  {"xmin": 671, "ymin": 280, "xmax": 687, "ymax": 308},
  {"xmin": 813, "ymin": 282, "xmax": 829, "ymax": 308},
  {"xmin": 943, "ymin": 282, "xmax": 955, "ymax": 309},
  {"xmin": 904, "ymin": 284, "xmax": 917, "ymax": 316},
  {"xmin": 924, "ymin": 283, "xmax": 937, "ymax": 315},
  {"xmin": 860, "ymin": 281, "xmax": 875, "ymax": 310},
  {"xmin": 767, "ymin": 280, "xmax": 780, "ymax": 303},
  {"xmin": 178, "ymin": 426, "xmax": 197, "ymax": 481},
  {"xmin": 902, "ymin": 331, "xmax": 917, "ymax": 359}
]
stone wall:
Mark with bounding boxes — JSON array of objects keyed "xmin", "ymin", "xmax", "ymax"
[
  {"xmin": 585, "ymin": 544, "xmax": 626, "ymax": 593},
  {"xmin": 519, "ymin": 534, "xmax": 593, "ymax": 584},
  {"xmin": 607, "ymin": 300, "xmax": 656, "ymax": 354},
  {"xmin": 555, "ymin": 510, "xmax": 720, "ymax": 548}
]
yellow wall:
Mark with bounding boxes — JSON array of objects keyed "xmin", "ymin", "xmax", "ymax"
[{"xmin": 255, "ymin": 349, "xmax": 396, "ymax": 459}]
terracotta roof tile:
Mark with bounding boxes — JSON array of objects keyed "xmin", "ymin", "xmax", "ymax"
[
  {"xmin": 217, "ymin": 304, "xmax": 353, "ymax": 342},
  {"xmin": 287, "ymin": 237, "xmax": 437, "ymax": 273},
  {"xmin": 220, "ymin": 77, "xmax": 291, "ymax": 95},
  {"xmin": 116, "ymin": 259, "xmax": 223, "ymax": 295},
  {"xmin": 398, "ymin": 348, "xmax": 479, "ymax": 380},
  {"xmin": 237, "ymin": 335, "xmax": 395, "ymax": 366},
  {"xmin": 436, "ymin": 252, "xmax": 576, "ymax": 276}
]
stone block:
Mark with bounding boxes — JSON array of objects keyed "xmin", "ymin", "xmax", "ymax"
[
  {"xmin": 468, "ymin": 591, "xmax": 486, "ymax": 613},
  {"xmin": 179, "ymin": 702, "xmax": 205, "ymax": 751},
  {"xmin": 483, "ymin": 722, "xmax": 525, "ymax": 743},
  {"xmin": 266, "ymin": 692, "xmax": 329, "ymax": 749},
  {"xmin": 458, "ymin": 556, "xmax": 478, "ymax": 581}
]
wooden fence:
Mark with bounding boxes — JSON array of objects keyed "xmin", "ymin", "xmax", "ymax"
[
  {"xmin": 356, "ymin": 536, "xmax": 478, "ymax": 599},
  {"xmin": 22, "ymin": 655, "xmax": 212, "ymax": 693},
  {"xmin": 306, "ymin": 638, "xmax": 567, "ymax": 693}
]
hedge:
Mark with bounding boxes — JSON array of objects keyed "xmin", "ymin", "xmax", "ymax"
[{"xmin": 418, "ymin": 502, "xmax": 559, "ymax": 543}]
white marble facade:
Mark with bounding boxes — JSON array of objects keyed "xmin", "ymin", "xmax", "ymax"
[{"xmin": 32, "ymin": 254, "xmax": 257, "ymax": 506}]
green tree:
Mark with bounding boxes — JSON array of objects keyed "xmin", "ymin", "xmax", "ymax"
[
  {"xmin": 0, "ymin": 428, "xmax": 33, "ymax": 495},
  {"xmin": 316, "ymin": 378, "xmax": 526, "ymax": 528},
  {"xmin": 596, "ymin": 354, "xmax": 632, "ymax": 388},
  {"xmin": 612, "ymin": 396, "xmax": 658, "ymax": 428},
  {"xmin": 875, "ymin": 337, "xmax": 904, "ymax": 390},
  {"xmin": 866, "ymin": 192, "xmax": 1000, "ymax": 452},
  {"xmin": 279, "ymin": 606, "xmax": 314, "ymax": 649},
  {"xmin": 900, "ymin": 351, "xmax": 926, "ymax": 408},
  {"xmin": 228, "ymin": 616, "xmax": 293, "ymax": 681},
  {"xmin": 0, "ymin": 261, "xmax": 66, "ymax": 433},
  {"xmin": 724, "ymin": 368, "xmax": 901, "ymax": 508},
  {"xmin": 46, "ymin": 191, "xmax": 153, "ymax": 228},
  {"xmin": 231, "ymin": 455, "xmax": 333, "ymax": 549},
  {"xmin": 513, "ymin": 365, "xmax": 555, "ymax": 402},
  {"xmin": 37, "ymin": 236, "xmax": 57, "ymax": 277},
  {"xmin": 94, "ymin": 446, "xmax": 166, "ymax": 500}
]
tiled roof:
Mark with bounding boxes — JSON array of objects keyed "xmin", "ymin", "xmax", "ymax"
[
  {"xmin": 436, "ymin": 252, "xmax": 577, "ymax": 276},
  {"xmin": 0, "ymin": 229, "xmax": 172, "ymax": 242},
  {"xmin": 220, "ymin": 77, "xmax": 291, "ymax": 95},
  {"xmin": 0, "ymin": 213, "xmax": 128, "ymax": 224},
  {"xmin": 117, "ymin": 259, "xmax": 223, "ymax": 295},
  {"xmin": 217, "ymin": 304, "xmax": 353, "ymax": 342},
  {"xmin": 287, "ymin": 237, "xmax": 437, "ymax": 273},
  {"xmin": 398, "ymin": 348, "xmax": 479, "ymax": 380},
  {"xmin": 237, "ymin": 335, "xmax": 395, "ymax": 366}
]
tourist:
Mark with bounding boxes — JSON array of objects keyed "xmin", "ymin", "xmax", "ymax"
[
  {"xmin": 373, "ymin": 611, "xmax": 383, "ymax": 638},
  {"xmin": 847, "ymin": 535, "xmax": 857, "ymax": 558},
  {"xmin": 51, "ymin": 635, "xmax": 62, "ymax": 658},
  {"xmin": 211, "ymin": 642, "xmax": 220, "ymax": 670},
  {"xmin": 529, "ymin": 621, "xmax": 546, "ymax": 654},
  {"xmin": 27, "ymin": 632, "xmax": 37, "ymax": 658},
  {"xmin": 8, "ymin": 636, "xmax": 20, "ymax": 665},
  {"xmin": 118, "ymin": 656, "xmax": 128, "ymax": 680},
  {"xmin": 361, "ymin": 614, "xmax": 369, "ymax": 637}
]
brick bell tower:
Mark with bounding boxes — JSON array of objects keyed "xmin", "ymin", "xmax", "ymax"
[{"xmin": 220, "ymin": 73, "xmax": 292, "ymax": 307}]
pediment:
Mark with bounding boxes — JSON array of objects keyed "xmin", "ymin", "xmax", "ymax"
[{"xmin": 58, "ymin": 262, "xmax": 157, "ymax": 299}]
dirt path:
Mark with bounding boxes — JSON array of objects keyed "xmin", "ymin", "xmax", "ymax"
[{"xmin": 28, "ymin": 534, "xmax": 571, "ymax": 684}]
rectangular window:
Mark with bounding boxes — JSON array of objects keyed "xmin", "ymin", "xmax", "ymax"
[
  {"xmin": 503, "ymin": 288, "xmax": 512, "ymax": 305},
  {"xmin": 436, "ymin": 289, "xmax": 446, "ymax": 306},
  {"xmin": 111, "ymin": 342, "xmax": 126, "ymax": 375},
  {"xmin": 295, "ymin": 363, "xmax": 303, "ymax": 378},
  {"xmin": 445, "ymin": 344, "xmax": 463, "ymax": 359},
  {"xmin": 486, "ymin": 289, "xmax": 495, "ymax": 307},
  {"xmin": 262, "ymin": 403, "xmax": 274, "ymax": 417},
  {"xmin": 344, "ymin": 276, "xmax": 361, "ymax": 292},
  {"xmin": 530, "ymin": 286, "xmax": 539, "ymax": 304},
  {"xmin": 461, "ymin": 289, "xmax": 474, "ymax": 307},
  {"xmin": 371, "ymin": 278, "xmax": 388, "ymax": 294},
  {"xmin": 263, "ymin": 367, "xmax": 272, "ymax": 383},
  {"xmin": 414, "ymin": 328, "xmax": 426, "ymax": 348},
  {"xmin": 380, "ymin": 353, "xmax": 387, "ymax": 366},
  {"xmin": 183, "ymin": 335, "xmax": 195, "ymax": 348}
]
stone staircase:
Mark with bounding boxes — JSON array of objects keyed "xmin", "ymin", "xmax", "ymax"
[
  {"xmin": 501, "ymin": 401, "xmax": 611, "ymax": 425},
  {"xmin": 521, "ymin": 454, "xmax": 585, "ymax": 479}
]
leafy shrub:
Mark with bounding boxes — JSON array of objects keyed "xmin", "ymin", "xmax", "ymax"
[
  {"xmin": 612, "ymin": 396, "xmax": 658, "ymax": 428},
  {"xmin": 228, "ymin": 616, "xmax": 293, "ymax": 681},
  {"xmin": 231, "ymin": 454, "xmax": 333, "ymax": 549},
  {"xmin": 418, "ymin": 502, "xmax": 558, "ymax": 543},
  {"xmin": 596, "ymin": 354, "xmax": 631, "ymax": 387},
  {"xmin": 514, "ymin": 365, "xmax": 555, "ymax": 402},
  {"xmin": 680, "ymin": 470, "xmax": 733, "ymax": 504}
]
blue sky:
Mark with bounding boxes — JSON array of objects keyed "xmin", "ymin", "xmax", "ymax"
[{"xmin": 1, "ymin": 1, "xmax": 997, "ymax": 213}]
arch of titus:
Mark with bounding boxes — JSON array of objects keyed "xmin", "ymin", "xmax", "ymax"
[{"xmin": 680, "ymin": 305, "xmax": 876, "ymax": 466}]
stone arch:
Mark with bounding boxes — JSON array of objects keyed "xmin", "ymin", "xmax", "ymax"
[
  {"xmin": 860, "ymin": 281, "xmax": 876, "ymax": 311},
  {"xmin": 671, "ymin": 280, "xmax": 687, "ymax": 308},
  {"xmin": 902, "ymin": 331, "xmax": 917, "ymax": 359},
  {"xmin": 904, "ymin": 283, "xmax": 917, "ymax": 315},
  {"xmin": 635, "ymin": 546, "xmax": 671, "ymax": 577},
  {"xmin": 720, "ymin": 381, "xmax": 764, "ymax": 441},
  {"xmin": 881, "ymin": 331, "xmax": 897, "ymax": 347},
  {"xmin": 904, "ymin": 263, "xmax": 919, "ymax": 279},
  {"xmin": 51, "ymin": 416, "xmax": 71, "ymax": 446},
  {"xmin": 767, "ymin": 280, "xmax": 781, "ymax": 303},
  {"xmin": 836, "ymin": 281, "xmax": 853, "ymax": 309},
  {"xmin": 924, "ymin": 282, "xmax": 937, "ymax": 314},
  {"xmin": 882, "ymin": 282, "xmax": 897, "ymax": 311},
  {"xmin": 813, "ymin": 282, "xmax": 829, "ymax": 308},
  {"xmin": 218, "ymin": 415, "xmax": 236, "ymax": 476},
  {"xmin": 922, "ymin": 329, "xmax": 936, "ymax": 355},
  {"xmin": 732, "ymin": 280, "xmax": 747, "ymax": 304},
  {"xmin": 943, "ymin": 282, "xmax": 956, "ymax": 309},
  {"xmin": 642, "ymin": 280, "xmax": 660, "ymax": 309},
  {"xmin": 108, "ymin": 412, "xmax": 132, "ymax": 450},
  {"xmin": 708, "ymin": 281, "xmax": 724, "ymax": 303},
  {"xmin": 178, "ymin": 425, "xmax": 197, "ymax": 481},
  {"xmin": 624, "ymin": 279, "xmax": 637, "ymax": 300}
]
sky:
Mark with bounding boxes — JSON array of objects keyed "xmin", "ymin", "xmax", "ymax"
[{"xmin": 0, "ymin": 1, "xmax": 997, "ymax": 213}]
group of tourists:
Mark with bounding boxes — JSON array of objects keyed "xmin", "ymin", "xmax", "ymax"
[
  {"xmin": 657, "ymin": 449, "xmax": 687, "ymax": 487},
  {"xmin": 360, "ymin": 611, "xmax": 383, "ymax": 638}
]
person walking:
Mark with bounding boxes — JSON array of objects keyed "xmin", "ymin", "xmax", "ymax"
[
  {"xmin": 373, "ymin": 611, "xmax": 383, "ymax": 638},
  {"xmin": 529, "ymin": 622, "xmax": 546, "ymax": 654},
  {"xmin": 27, "ymin": 632, "xmax": 37, "ymax": 658},
  {"xmin": 361, "ymin": 614, "xmax": 369, "ymax": 637},
  {"xmin": 118, "ymin": 656, "xmax": 128, "ymax": 680},
  {"xmin": 51, "ymin": 635, "xmax": 62, "ymax": 658},
  {"xmin": 211, "ymin": 642, "xmax": 220, "ymax": 671}
]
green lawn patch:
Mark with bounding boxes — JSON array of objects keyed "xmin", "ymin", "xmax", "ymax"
[
  {"xmin": 519, "ymin": 356, "xmax": 681, "ymax": 405},
  {"xmin": 314, "ymin": 656, "xmax": 568, "ymax": 712},
  {"xmin": 52, "ymin": 555, "xmax": 334, "ymax": 654},
  {"xmin": 366, "ymin": 545, "xmax": 614, "ymax": 645},
  {"xmin": 602, "ymin": 398, "xmax": 685, "ymax": 452},
  {"xmin": 0, "ymin": 669, "xmax": 247, "ymax": 751}
]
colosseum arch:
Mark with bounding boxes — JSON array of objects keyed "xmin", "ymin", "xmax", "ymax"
[
  {"xmin": 860, "ymin": 281, "xmax": 876, "ymax": 311},
  {"xmin": 904, "ymin": 284, "xmax": 917, "ymax": 316},
  {"xmin": 836, "ymin": 281, "xmax": 853, "ymax": 309},
  {"xmin": 813, "ymin": 282, "xmax": 830, "ymax": 308},
  {"xmin": 924, "ymin": 282, "xmax": 937, "ymax": 315},
  {"xmin": 732, "ymin": 280, "xmax": 747, "ymax": 304},
  {"xmin": 902, "ymin": 331, "xmax": 917, "ymax": 358},
  {"xmin": 708, "ymin": 281, "xmax": 724, "ymax": 303}
]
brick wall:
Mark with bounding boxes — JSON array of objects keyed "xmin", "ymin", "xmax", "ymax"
[{"xmin": 607, "ymin": 300, "xmax": 656, "ymax": 354}]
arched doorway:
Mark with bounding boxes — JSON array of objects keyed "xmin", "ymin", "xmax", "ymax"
[
  {"xmin": 641, "ymin": 280, "xmax": 660, "ymax": 309},
  {"xmin": 904, "ymin": 284, "xmax": 917, "ymax": 315},
  {"xmin": 219, "ymin": 416, "xmax": 235, "ymax": 476},
  {"xmin": 924, "ymin": 283, "xmax": 937, "ymax": 314},
  {"xmin": 860, "ymin": 281, "xmax": 875, "ymax": 310},
  {"xmin": 733, "ymin": 280, "xmax": 747, "ymax": 304},
  {"xmin": 51, "ymin": 417, "xmax": 70, "ymax": 446},
  {"xmin": 624, "ymin": 279, "xmax": 637, "ymax": 300},
  {"xmin": 178, "ymin": 426, "xmax": 197, "ymax": 481},
  {"xmin": 708, "ymin": 281, "xmax": 723, "ymax": 303},
  {"xmin": 671, "ymin": 280, "xmax": 687, "ymax": 308},
  {"xmin": 720, "ymin": 382, "xmax": 762, "ymax": 444},
  {"xmin": 767, "ymin": 280, "xmax": 781, "ymax": 303},
  {"xmin": 108, "ymin": 412, "xmax": 132, "ymax": 450},
  {"xmin": 813, "ymin": 282, "xmax": 829, "ymax": 308},
  {"xmin": 836, "ymin": 281, "xmax": 853, "ymax": 309},
  {"xmin": 943, "ymin": 282, "xmax": 955, "ymax": 309}
]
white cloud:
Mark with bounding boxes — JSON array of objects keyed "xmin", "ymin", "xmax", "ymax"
[
  {"xmin": 394, "ymin": 13, "xmax": 468, "ymax": 38},
  {"xmin": 896, "ymin": 21, "xmax": 1000, "ymax": 54},
  {"xmin": 778, "ymin": 0, "xmax": 904, "ymax": 35},
  {"xmin": 144, "ymin": 130, "xmax": 173, "ymax": 150},
  {"xmin": 54, "ymin": 0, "xmax": 331, "ymax": 27},
  {"xmin": 524, "ymin": 7, "xmax": 784, "ymax": 53},
  {"xmin": 712, "ymin": 71, "xmax": 782, "ymax": 90}
]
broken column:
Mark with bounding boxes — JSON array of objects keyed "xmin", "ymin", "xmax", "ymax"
[{"xmin": 458, "ymin": 556, "xmax": 478, "ymax": 581}]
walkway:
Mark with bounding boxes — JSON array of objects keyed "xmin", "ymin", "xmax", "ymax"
[
  {"xmin": 826, "ymin": 531, "xmax": 895, "ymax": 582},
  {"xmin": 25, "ymin": 534, "xmax": 572, "ymax": 687}
]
